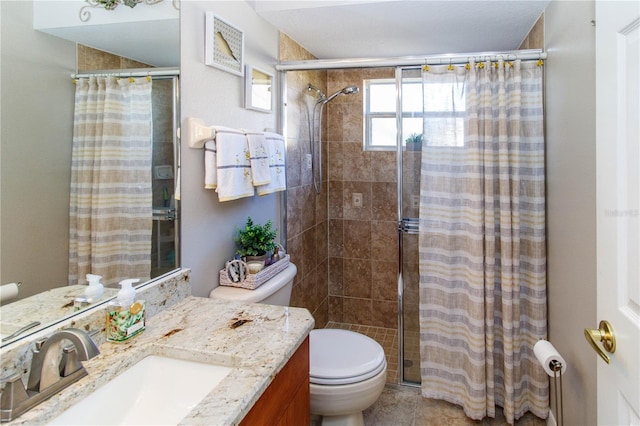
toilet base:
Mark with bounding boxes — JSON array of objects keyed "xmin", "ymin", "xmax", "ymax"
[
  {"xmin": 310, "ymin": 364, "xmax": 386, "ymax": 426},
  {"xmin": 319, "ymin": 412, "xmax": 364, "ymax": 426}
]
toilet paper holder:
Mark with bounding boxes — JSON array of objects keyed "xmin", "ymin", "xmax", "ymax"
[{"xmin": 549, "ymin": 359, "xmax": 564, "ymax": 426}]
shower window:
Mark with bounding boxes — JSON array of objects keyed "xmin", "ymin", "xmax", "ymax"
[
  {"xmin": 363, "ymin": 78, "xmax": 465, "ymax": 151},
  {"xmin": 363, "ymin": 78, "xmax": 423, "ymax": 151}
]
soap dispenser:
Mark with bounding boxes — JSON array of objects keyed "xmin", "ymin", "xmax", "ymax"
[
  {"xmin": 84, "ymin": 274, "xmax": 104, "ymax": 302},
  {"xmin": 106, "ymin": 278, "xmax": 146, "ymax": 343},
  {"xmin": 117, "ymin": 278, "xmax": 138, "ymax": 306}
]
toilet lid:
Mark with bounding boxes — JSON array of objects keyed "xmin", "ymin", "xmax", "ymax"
[{"xmin": 309, "ymin": 329, "xmax": 386, "ymax": 385}]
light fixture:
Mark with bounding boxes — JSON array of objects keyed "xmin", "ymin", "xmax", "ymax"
[{"xmin": 79, "ymin": 0, "xmax": 179, "ymax": 22}]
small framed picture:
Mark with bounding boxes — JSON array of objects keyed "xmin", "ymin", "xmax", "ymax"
[{"xmin": 205, "ymin": 12, "xmax": 244, "ymax": 76}]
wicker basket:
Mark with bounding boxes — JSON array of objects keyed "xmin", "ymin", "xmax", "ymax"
[{"xmin": 219, "ymin": 254, "xmax": 290, "ymax": 290}]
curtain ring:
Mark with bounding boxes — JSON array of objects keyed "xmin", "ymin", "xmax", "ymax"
[{"xmin": 448, "ymin": 58, "xmax": 454, "ymax": 71}]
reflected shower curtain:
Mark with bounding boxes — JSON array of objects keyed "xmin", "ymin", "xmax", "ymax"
[
  {"xmin": 419, "ymin": 60, "xmax": 547, "ymax": 424},
  {"xmin": 69, "ymin": 77, "xmax": 153, "ymax": 287}
]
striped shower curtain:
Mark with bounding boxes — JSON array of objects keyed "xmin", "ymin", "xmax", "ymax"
[
  {"xmin": 419, "ymin": 59, "xmax": 547, "ymax": 424},
  {"xmin": 69, "ymin": 76, "xmax": 153, "ymax": 287}
]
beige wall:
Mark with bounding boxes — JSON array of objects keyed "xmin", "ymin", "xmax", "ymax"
[
  {"xmin": 544, "ymin": 1, "xmax": 597, "ymax": 424},
  {"xmin": 180, "ymin": 1, "xmax": 281, "ymax": 297},
  {"xmin": 0, "ymin": 1, "xmax": 76, "ymax": 298}
]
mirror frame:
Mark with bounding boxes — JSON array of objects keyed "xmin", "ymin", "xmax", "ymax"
[{"xmin": 244, "ymin": 65, "xmax": 273, "ymax": 113}]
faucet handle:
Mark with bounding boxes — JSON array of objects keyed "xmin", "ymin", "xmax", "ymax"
[
  {"xmin": 33, "ymin": 338, "xmax": 48, "ymax": 352},
  {"xmin": 0, "ymin": 372, "xmax": 28, "ymax": 412},
  {"xmin": 59, "ymin": 346, "xmax": 83, "ymax": 377}
]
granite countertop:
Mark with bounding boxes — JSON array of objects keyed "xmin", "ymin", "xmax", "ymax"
[
  {"xmin": 0, "ymin": 285, "xmax": 118, "ymax": 338},
  {"xmin": 9, "ymin": 296, "xmax": 314, "ymax": 425}
]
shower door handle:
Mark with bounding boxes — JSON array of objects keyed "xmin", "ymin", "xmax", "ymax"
[{"xmin": 398, "ymin": 218, "xmax": 419, "ymax": 234}]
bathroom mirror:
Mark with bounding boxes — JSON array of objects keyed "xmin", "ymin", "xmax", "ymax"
[
  {"xmin": 245, "ymin": 65, "xmax": 273, "ymax": 113},
  {"xmin": 0, "ymin": 0, "xmax": 180, "ymax": 347}
]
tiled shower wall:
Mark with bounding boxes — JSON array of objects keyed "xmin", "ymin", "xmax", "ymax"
[
  {"xmin": 279, "ymin": 36, "xmax": 403, "ymax": 331},
  {"xmin": 325, "ymin": 68, "xmax": 400, "ymax": 330},
  {"xmin": 77, "ymin": 44, "xmax": 150, "ymax": 72},
  {"xmin": 280, "ymin": 34, "xmax": 329, "ymax": 327}
]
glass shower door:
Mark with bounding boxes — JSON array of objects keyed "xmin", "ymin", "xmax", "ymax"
[{"xmin": 398, "ymin": 67, "xmax": 422, "ymax": 384}]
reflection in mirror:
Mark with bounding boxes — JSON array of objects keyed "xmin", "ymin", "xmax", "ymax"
[
  {"xmin": 68, "ymin": 69, "xmax": 180, "ymax": 287},
  {"xmin": 0, "ymin": 0, "xmax": 179, "ymax": 346},
  {"xmin": 0, "ymin": 286, "xmax": 118, "ymax": 344},
  {"xmin": 245, "ymin": 65, "xmax": 273, "ymax": 113}
]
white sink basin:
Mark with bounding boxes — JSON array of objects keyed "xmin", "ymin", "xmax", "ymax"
[{"xmin": 48, "ymin": 355, "xmax": 232, "ymax": 425}]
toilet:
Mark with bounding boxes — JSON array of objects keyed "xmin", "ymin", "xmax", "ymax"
[{"xmin": 209, "ymin": 263, "xmax": 387, "ymax": 426}]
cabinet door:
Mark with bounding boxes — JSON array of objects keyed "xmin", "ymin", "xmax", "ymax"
[{"xmin": 240, "ymin": 337, "xmax": 310, "ymax": 426}]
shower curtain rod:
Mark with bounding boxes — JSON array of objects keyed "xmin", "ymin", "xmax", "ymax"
[
  {"xmin": 71, "ymin": 67, "xmax": 179, "ymax": 79},
  {"xmin": 276, "ymin": 49, "xmax": 546, "ymax": 71}
]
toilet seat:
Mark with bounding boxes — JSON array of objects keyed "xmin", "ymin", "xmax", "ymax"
[{"xmin": 309, "ymin": 329, "xmax": 386, "ymax": 385}]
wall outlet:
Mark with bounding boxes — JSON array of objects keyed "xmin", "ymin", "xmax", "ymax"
[
  {"xmin": 352, "ymin": 193, "xmax": 363, "ymax": 208},
  {"xmin": 305, "ymin": 154, "xmax": 313, "ymax": 170}
]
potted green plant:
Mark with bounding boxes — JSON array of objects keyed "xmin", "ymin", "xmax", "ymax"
[
  {"xmin": 405, "ymin": 133, "xmax": 423, "ymax": 151},
  {"xmin": 235, "ymin": 217, "xmax": 277, "ymax": 264}
]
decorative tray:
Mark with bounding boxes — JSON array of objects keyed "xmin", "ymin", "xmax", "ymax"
[{"xmin": 219, "ymin": 254, "xmax": 290, "ymax": 290}]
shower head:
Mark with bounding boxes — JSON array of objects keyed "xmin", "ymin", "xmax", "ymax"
[
  {"xmin": 323, "ymin": 85, "xmax": 360, "ymax": 103},
  {"xmin": 307, "ymin": 84, "xmax": 326, "ymax": 101},
  {"xmin": 342, "ymin": 86, "xmax": 360, "ymax": 95}
]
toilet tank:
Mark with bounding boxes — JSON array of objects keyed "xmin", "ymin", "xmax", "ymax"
[{"xmin": 208, "ymin": 263, "xmax": 297, "ymax": 306}]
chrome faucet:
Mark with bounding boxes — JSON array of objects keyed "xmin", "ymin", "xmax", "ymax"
[{"xmin": 0, "ymin": 328, "xmax": 100, "ymax": 421}]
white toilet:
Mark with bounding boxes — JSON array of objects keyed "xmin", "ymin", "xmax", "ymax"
[{"xmin": 209, "ymin": 263, "xmax": 387, "ymax": 426}]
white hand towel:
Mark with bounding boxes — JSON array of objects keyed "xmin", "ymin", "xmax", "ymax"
[
  {"xmin": 256, "ymin": 132, "xmax": 287, "ymax": 196},
  {"xmin": 245, "ymin": 131, "xmax": 272, "ymax": 186},
  {"xmin": 215, "ymin": 128, "xmax": 255, "ymax": 201},
  {"xmin": 204, "ymin": 140, "xmax": 217, "ymax": 189}
]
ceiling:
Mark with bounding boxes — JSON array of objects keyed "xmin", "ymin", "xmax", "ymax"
[
  {"xmin": 43, "ymin": 19, "xmax": 180, "ymax": 68},
  {"xmin": 40, "ymin": 0, "xmax": 548, "ymax": 68},
  {"xmin": 252, "ymin": 0, "xmax": 549, "ymax": 59}
]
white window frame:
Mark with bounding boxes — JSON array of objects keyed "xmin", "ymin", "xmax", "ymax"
[
  {"xmin": 363, "ymin": 77, "xmax": 466, "ymax": 151},
  {"xmin": 363, "ymin": 78, "xmax": 400, "ymax": 152}
]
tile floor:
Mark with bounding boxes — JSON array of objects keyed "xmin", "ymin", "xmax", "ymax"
[
  {"xmin": 323, "ymin": 322, "xmax": 546, "ymax": 426},
  {"xmin": 363, "ymin": 384, "xmax": 546, "ymax": 426},
  {"xmin": 326, "ymin": 322, "xmax": 400, "ymax": 382}
]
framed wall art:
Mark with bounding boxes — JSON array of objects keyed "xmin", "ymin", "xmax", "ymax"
[{"xmin": 205, "ymin": 12, "xmax": 244, "ymax": 76}]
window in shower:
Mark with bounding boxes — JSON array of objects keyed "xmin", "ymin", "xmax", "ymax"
[
  {"xmin": 363, "ymin": 78, "xmax": 423, "ymax": 151},
  {"xmin": 363, "ymin": 77, "xmax": 466, "ymax": 151}
]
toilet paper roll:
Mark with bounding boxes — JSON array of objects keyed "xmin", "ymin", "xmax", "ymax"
[
  {"xmin": 534, "ymin": 340, "xmax": 567, "ymax": 376},
  {"xmin": 0, "ymin": 283, "xmax": 19, "ymax": 304}
]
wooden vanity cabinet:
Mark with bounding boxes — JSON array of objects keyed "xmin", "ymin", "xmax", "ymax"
[{"xmin": 240, "ymin": 336, "xmax": 310, "ymax": 426}]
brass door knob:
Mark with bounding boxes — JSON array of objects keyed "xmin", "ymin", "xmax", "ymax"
[{"xmin": 584, "ymin": 320, "xmax": 616, "ymax": 364}]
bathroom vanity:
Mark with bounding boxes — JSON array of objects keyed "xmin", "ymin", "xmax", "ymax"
[{"xmin": 1, "ymin": 271, "xmax": 314, "ymax": 425}]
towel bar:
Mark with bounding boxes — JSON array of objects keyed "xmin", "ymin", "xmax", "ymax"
[{"xmin": 186, "ymin": 117, "xmax": 216, "ymax": 148}]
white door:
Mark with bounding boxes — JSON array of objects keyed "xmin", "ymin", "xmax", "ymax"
[{"xmin": 594, "ymin": 1, "xmax": 640, "ymax": 425}]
